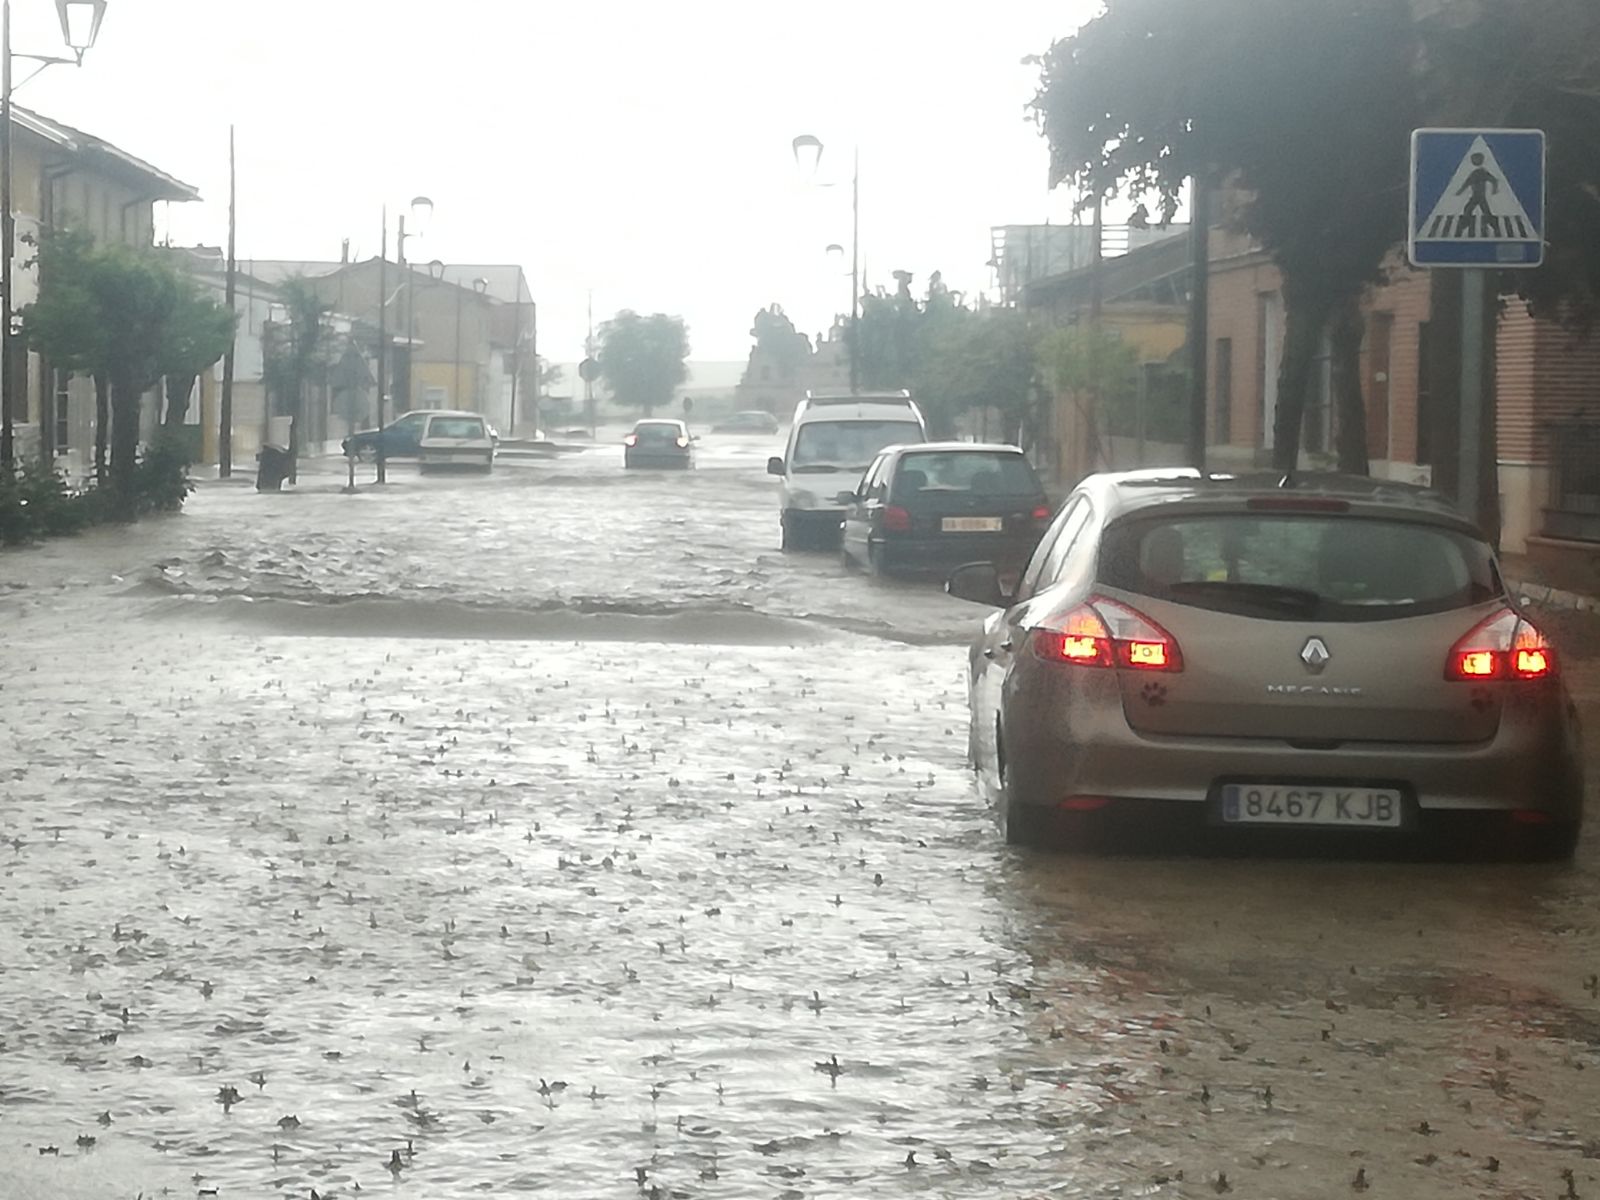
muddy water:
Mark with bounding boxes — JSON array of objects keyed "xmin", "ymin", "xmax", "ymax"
[{"xmin": 2, "ymin": 444, "xmax": 1600, "ymax": 1198}]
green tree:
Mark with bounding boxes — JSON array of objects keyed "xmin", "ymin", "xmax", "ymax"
[
  {"xmin": 263, "ymin": 277, "xmax": 334, "ymax": 472},
  {"xmin": 596, "ymin": 310, "xmax": 689, "ymax": 415},
  {"xmin": 1032, "ymin": 0, "xmax": 1420, "ymax": 474},
  {"xmin": 853, "ymin": 272, "xmax": 1045, "ymax": 443},
  {"xmin": 22, "ymin": 231, "xmax": 235, "ymax": 494},
  {"xmin": 160, "ymin": 284, "xmax": 237, "ymax": 431}
]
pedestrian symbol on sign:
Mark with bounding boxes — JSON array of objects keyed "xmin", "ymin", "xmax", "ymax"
[
  {"xmin": 1409, "ymin": 128, "xmax": 1544, "ymax": 267},
  {"xmin": 1417, "ymin": 138, "xmax": 1533, "ymax": 242}
]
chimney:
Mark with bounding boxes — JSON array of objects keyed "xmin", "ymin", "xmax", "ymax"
[{"xmin": 341, "ymin": 239, "xmax": 350, "ymax": 264}]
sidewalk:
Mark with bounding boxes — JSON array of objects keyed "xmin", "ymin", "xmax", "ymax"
[{"xmin": 1501, "ymin": 550, "xmax": 1600, "ymax": 613}]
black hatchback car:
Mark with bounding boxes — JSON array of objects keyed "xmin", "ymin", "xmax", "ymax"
[{"xmin": 838, "ymin": 443, "xmax": 1052, "ymax": 578}]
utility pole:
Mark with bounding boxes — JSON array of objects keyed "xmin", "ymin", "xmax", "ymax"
[
  {"xmin": 376, "ymin": 208, "xmax": 388, "ymax": 483},
  {"xmin": 1187, "ymin": 174, "xmax": 1210, "ymax": 473},
  {"xmin": 0, "ymin": 1, "xmax": 15, "ymax": 474},
  {"xmin": 508, "ymin": 294, "xmax": 522, "ymax": 436},
  {"xmin": 219, "ymin": 125, "xmax": 237, "ymax": 478},
  {"xmin": 586, "ymin": 290, "xmax": 596, "ymax": 438},
  {"xmin": 849, "ymin": 147, "xmax": 859, "ymax": 394}
]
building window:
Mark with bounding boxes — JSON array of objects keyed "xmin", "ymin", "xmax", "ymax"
[
  {"xmin": 424, "ymin": 385, "xmax": 448, "ymax": 406},
  {"xmin": 1213, "ymin": 337, "xmax": 1232, "ymax": 443},
  {"xmin": 55, "ymin": 371, "xmax": 70, "ymax": 450}
]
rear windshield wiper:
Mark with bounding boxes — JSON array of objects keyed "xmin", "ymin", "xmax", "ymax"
[{"xmin": 1165, "ymin": 580, "xmax": 1322, "ymax": 613}]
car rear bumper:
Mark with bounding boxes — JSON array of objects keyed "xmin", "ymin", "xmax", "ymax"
[
  {"xmin": 875, "ymin": 533, "xmax": 1037, "ymax": 575},
  {"xmin": 1001, "ymin": 670, "xmax": 1584, "ymax": 824},
  {"xmin": 626, "ymin": 451, "xmax": 691, "ymax": 467}
]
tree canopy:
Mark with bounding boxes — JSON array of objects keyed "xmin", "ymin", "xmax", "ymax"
[
  {"xmin": 22, "ymin": 231, "xmax": 235, "ymax": 491},
  {"xmin": 1032, "ymin": 0, "xmax": 1420, "ymax": 471},
  {"xmin": 597, "ymin": 311, "xmax": 690, "ymax": 415},
  {"xmin": 854, "ymin": 272, "xmax": 1042, "ymax": 443}
]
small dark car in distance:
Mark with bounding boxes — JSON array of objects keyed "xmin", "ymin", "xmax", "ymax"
[
  {"xmin": 838, "ymin": 442, "xmax": 1051, "ymax": 577},
  {"xmin": 713, "ymin": 410, "xmax": 780, "ymax": 435},
  {"xmin": 624, "ymin": 419, "xmax": 694, "ymax": 469}
]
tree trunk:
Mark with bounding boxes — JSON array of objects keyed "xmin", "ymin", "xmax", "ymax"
[
  {"xmin": 164, "ymin": 373, "xmax": 197, "ymax": 428},
  {"xmin": 1270, "ymin": 284, "xmax": 1334, "ymax": 472},
  {"xmin": 93, "ymin": 373, "xmax": 110, "ymax": 487},
  {"xmin": 1330, "ymin": 294, "xmax": 1369, "ymax": 475},
  {"xmin": 109, "ymin": 374, "xmax": 142, "ymax": 496}
]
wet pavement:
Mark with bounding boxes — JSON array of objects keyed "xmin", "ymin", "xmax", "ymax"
[{"xmin": 3, "ymin": 433, "xmax": 1600, "ymax": 1199}]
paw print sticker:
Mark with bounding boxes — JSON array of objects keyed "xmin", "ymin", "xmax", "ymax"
[{"xmin": 1141, "ymin": 681, "xmax": 1168, "ymax": 707}]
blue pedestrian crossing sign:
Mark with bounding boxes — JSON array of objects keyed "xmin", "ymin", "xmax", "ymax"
[{"xmin": 1409, "ymin": 128, "xmax": 1545, "ymax": 268}]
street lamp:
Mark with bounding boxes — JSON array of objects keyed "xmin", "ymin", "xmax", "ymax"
[
  {"xmin": 0, "ymin": 0, "xmax": 107, "ymax": 473},
  {"xmin": 792, "ymin": 132, "xmax": 859, "ymax": 393}
]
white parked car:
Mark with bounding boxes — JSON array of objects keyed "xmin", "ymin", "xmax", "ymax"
[
  {"xmin": 418, "ymin": 411, "xmax": 496, "ymax": 472},
  {"xmin": 766, "ymin": 390, "xmax": 928, "ymax": 550}
]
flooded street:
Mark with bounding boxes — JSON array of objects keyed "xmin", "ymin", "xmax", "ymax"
[{"xmin": 4, "ymin": 436, "xmax": 1600, "ymax": 1200}]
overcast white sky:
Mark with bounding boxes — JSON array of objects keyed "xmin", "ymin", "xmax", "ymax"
[{"xmin": 16, "ymin": 0, "xmax": 1098, "ymax": 360}]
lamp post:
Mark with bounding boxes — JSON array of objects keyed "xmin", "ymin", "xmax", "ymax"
[
  {"xmin": 0, "ymin": 0, "xmax": 106, "ymax": 474},
  {"xmin": 395, "ymin": 194, "xmax": 431, "ymax": 416},
  {"xmin": 792, "ymin": 133, "xmax": 858, "ymax": 393}
]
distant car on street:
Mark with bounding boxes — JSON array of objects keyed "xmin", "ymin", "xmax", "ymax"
[
  {"xmin": 624, "ymin": 419, "xmax": 694, "ymax": 469},
  {"xmin": 713, "ymin": 410, "xmax": 781, "ymax": 435},
  {"xmin": 343, "ymin": 409, "xmax": 496, "ymax": 463},
  {"xmin": 948, "ymin": 469, "xmax": 1584, "ymax": 858},
  {"xmin": 418, "ymin": 412, "xmax": 496, "ymax": 472},
  {"xmin": 838, "ymin": 443, "xmax": 1051, "ymax": 578}
]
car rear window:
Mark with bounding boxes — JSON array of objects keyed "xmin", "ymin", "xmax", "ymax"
[
  {"xmin": 792, "ymin": 420, "xmax": 923, "ymax": 470},
  {"xmin": 891, "ymin": 451, "xmax": 1040, "ymax": 502},
  {"xmin": 428, "ymin": 417, "xmax": 485, "ymax": 439},
  {"xmin": 1098, "ymin": 514, "xmax": 1501, "ymax": 621},
  {"xmin": 636, "ymin": 423, "xmax": 682, "ymax": 442}
]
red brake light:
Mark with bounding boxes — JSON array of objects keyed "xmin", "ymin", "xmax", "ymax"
[
  {"xmin": 1031, "ymin": 504, "xmax": 1051, "ymax": 521},
  {"xmin": 882, "ymin": 505, "xmax": 912, "ymax": 534},
  {"xmin": 1029, "ymin": 596, "xmax": 1183, "ymax": 672},
  {"xmin": 1446, "ymin": 607, "xmax": 1557, "ymax": 680},
  {"xmin": 623, "ymin": 434, "xmax": 638, "ymax": 447}
]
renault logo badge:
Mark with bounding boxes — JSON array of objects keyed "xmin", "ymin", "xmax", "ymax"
[{"xmin": 1300, "ymin": 637, "xmax": 1331, "ymax": 674}]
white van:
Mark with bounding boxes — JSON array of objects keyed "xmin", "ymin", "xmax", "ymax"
[{"xmin": 766, "ymin": 390, "xmax": 928, "ymax": 550}]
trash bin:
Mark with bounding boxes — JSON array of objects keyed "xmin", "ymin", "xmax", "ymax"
[{"xmin": 256, "ymin": 445, "xmax": 292, "ymax": 492}]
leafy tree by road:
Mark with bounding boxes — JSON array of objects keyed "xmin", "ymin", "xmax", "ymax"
[
  {"xmin": 22, "ymin": 230, "xmax": 235, "ymax": 494},
  {"xmin": 264, "ymin": 277, "xmax": 334, "ymax": 471},
  {"xmin": 853, "ymin": 271, "xmax": 1043, "ymax": 443},
  {"xmin": 596, "ymin": 311, "xmax": 689, "ymax": 415},
  {"xmin": 1031, "ymin": 0, "xmax": 1419, "ymax": 474}
]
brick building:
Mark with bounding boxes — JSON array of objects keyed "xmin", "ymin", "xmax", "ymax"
[{"xmin": 1203, "ymin": 224, "xmax": 1600, "ymax": 554}]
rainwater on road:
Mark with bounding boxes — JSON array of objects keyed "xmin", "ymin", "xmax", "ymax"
[{"xmin": 3, "ymin": 431, "xmax": 1600, "ymax": 1200}]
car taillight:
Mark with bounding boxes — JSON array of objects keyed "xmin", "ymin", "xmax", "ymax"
[
  {"xmin": 882, "ymin": 505, "xmax": 912, "ymax": 534},
  {"xmin": 1031, "ymin": 504, "xmax": 1051, "ymax": 522},
  {"xmin": 623, "ymin": 434, "xmax": 638, "ymax": 447},
  {"xmin": 1029, "ymin": 595, "xmax": 1183, "ymax": 672},
  {"xmin": 675, "ymin": 437, "xmax": 689, "ymax": 448},
  {"xmin": 1445, "ymin": 607, "xmax": 1557, "ymax": 680}
]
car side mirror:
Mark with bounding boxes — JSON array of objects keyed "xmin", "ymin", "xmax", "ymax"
[
  {"xmin": 767, "ymin": 456, "xmax": 785, "ymax": 476},
  {"xmin": 833, "ymin": 490, "xmax": 858, "ymax": 506},
  {"xmin": 946, "ymin": 562, "xmax": 1012, "ymax": 607}
]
